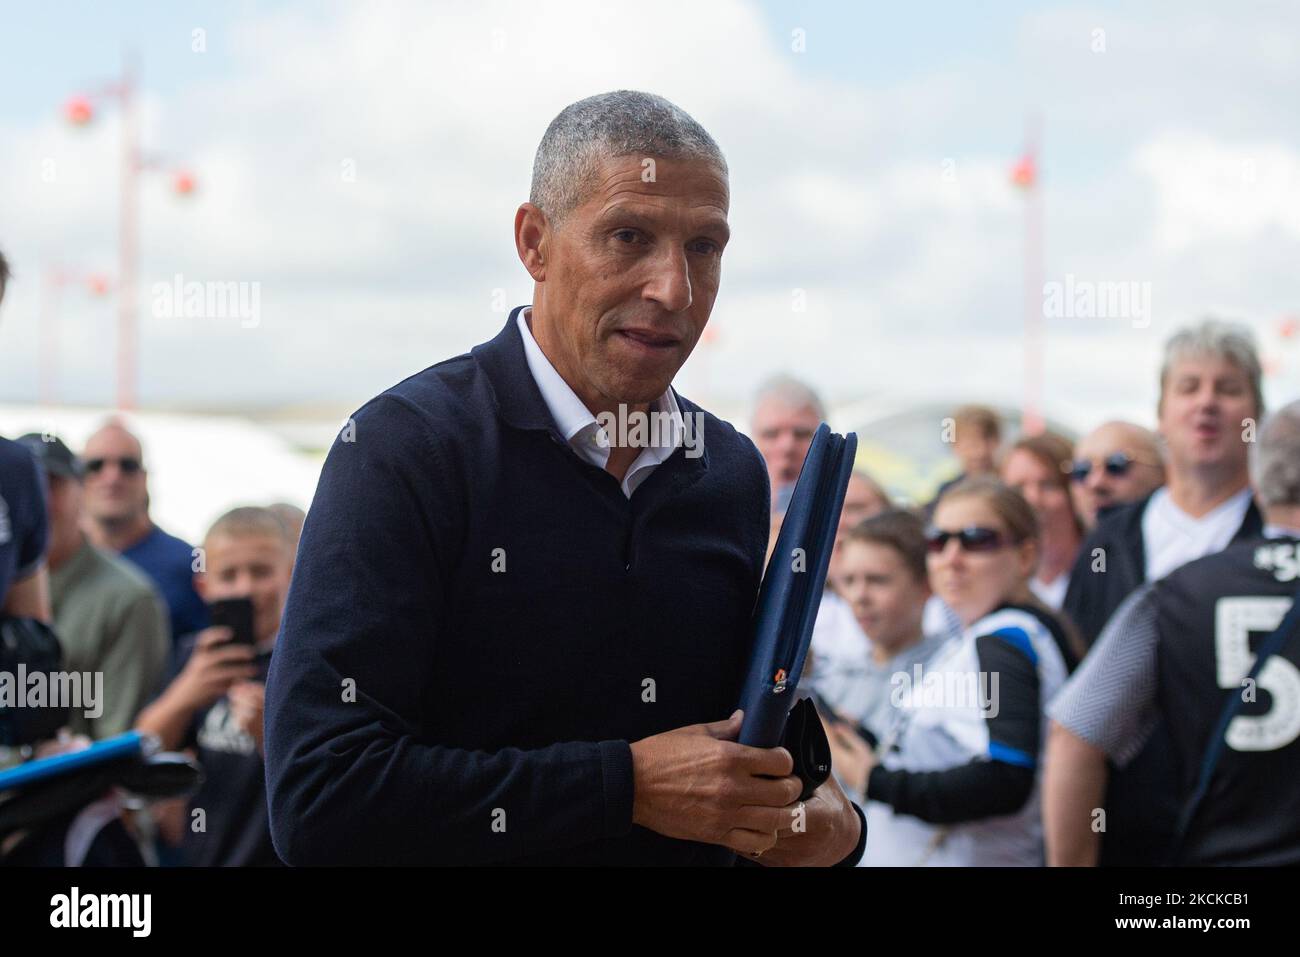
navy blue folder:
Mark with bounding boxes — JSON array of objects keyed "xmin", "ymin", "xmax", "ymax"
[{"xmin": 737, "ymin": 423, "xmax": 858, "ymax": 748}]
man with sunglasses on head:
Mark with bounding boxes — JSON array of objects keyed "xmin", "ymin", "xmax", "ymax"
[
  {"xmin": 81, "ymin": 419, "xmax": 209, "ymax": 647},
  {"xmin": 1058, "ymin": 318, "xmax": 1264, "ymax": 867},
  {"xmin": 1067, "ymin": 421, "xmax": 1166, "ymax": 531}
]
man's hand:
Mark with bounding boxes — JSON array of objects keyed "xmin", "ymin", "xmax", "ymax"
[
  {"xmin": 169, "ymin": 627, "xmax": 257, "ymax": 713},
  {"xmin": 630, "ymin": 709, "xmax": 803, "ymax": 857},
  {"xmin": 757, "ymin": 772, "xmax": 863, "ymax": 867},
  {"xmin": 138, "ymin": 627, "xmax": 258, "ymax": 751},
  {"xmin": 34, "ymin": 729, "xmax": 92, "ymax": 759}
]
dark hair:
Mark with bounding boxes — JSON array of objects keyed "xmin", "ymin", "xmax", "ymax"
[
  {"xmin": 0, "ymin": 248, "xmax": 11, "ymax": 304},
  {"xmin": 843, "ymin": 508, "xmax": 928, "ymax": 583}
]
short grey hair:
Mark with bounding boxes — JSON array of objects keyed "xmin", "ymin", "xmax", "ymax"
[
  {"xmin": 1159, "ymin": 317, "xmax": 1264, "ymax": 417},
  {"xmin": 1251, "ymin": 400, "xmax": 1300, "ymax": 509},
  {"xmin": 530, "ymin": 90, "xmax": 727, "ymax": 225},
  {"xmin": 752, "ymin": 374, "xmax": 826, "ymax": 421}
]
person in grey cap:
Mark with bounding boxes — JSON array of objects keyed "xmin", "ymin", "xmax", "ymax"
[{"xmin": 18, "ymin": 432, "xmax": 170, "ymax": 740}]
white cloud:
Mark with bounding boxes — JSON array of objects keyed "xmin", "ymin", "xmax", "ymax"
[
  {"xmin": 2, "ymin": 0, "xmax": 1297, "ymax": 436},
  {"xmin": 1136, "ymin": 132, "xmax": 1300, "ymax": 251}
]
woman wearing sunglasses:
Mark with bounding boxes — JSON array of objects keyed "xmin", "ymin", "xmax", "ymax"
[{"xmin": 843, "ymin": 476, "xmax": 1080, "ymax": 866}]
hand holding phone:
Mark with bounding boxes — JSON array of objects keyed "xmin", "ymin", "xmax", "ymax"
[{"xmin": 208, "ymin": 597, "xmax": 256, "ymax": 647}]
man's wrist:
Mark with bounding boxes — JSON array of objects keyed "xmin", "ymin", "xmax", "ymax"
[{"xmin": 599, "ymin": 739, "xmax": 636, "ymax": 838}]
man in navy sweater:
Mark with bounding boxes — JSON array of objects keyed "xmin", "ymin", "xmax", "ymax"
[{"xmin": 264, "ymin": 90, "xmax": 865, "ymax": 866}]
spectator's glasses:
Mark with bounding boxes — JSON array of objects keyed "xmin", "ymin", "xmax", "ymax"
[
  {"xmin": 84, "ymin": 456, "xmax": 142, "ymax": 476},
  {"xmin": 924, "ymin": 525, "xmax": 1013, "ymax": 554},
  {"xmin": 1068, "ymin": 452, "xmax": 1145, "ymax": 483}
]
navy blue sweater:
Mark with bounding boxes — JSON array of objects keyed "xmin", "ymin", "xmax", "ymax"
[{"xmin": 265, "ymin": 308, "xmax": 781, "ymax": 865}]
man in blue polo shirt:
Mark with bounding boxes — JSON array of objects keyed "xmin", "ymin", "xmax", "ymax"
[
  {"xmin": 80, "ymin": 420, "xmax": 209, "ymax": 645},
  {"xmin": 265, "ymin": 90, "xmax": 865, "ymax": 866}
]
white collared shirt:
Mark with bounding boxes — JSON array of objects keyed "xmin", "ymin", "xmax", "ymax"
[
  {"xmin": 516, "ymin": 307, "xmax": 684, "ymax": 498},
  {"xmin": 1141, "ymin": 485, "xmax": 1253, "ymax": 581}
]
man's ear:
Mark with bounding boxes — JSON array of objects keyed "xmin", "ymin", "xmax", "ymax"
[
  {"xmin": 193, "ymin": 572, "xmax": 208, "ymax": 601},
  {"xmin": 515, "ymin": 203, "xmax": 549, "ymax": 282}
]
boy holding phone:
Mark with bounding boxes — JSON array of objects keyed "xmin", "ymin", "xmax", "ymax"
[{"xmin": 136, "ymin": 506, "xmax": 294, "ymax": 866}]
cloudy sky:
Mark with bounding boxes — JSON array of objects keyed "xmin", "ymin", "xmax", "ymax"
[{"xmin": 2, "ymin": 0, "xmax": 1298, "ymax": 431}]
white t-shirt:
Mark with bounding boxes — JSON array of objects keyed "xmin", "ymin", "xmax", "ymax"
[
  {"xmin": 1141, "ymin": 485, "xmax": 1253, "ymax": 582},
  {"xmin": 1029, "ymin": 571, "xmax": 1070, "ymax": 611}
]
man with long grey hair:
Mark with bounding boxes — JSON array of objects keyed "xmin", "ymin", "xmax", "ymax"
[
  {"xmin": 266, "ymin": 91, "xmax": 865, "ymax": 866},
  {"xmin": 1046, "ymin": 399, "xmax": 1300, "ymax": 866}
]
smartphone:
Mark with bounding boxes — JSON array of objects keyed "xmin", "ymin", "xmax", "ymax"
[
  {"xmin": 807, "ymin": 690, "xmax": 876, "ymax": 747},
  {"xmin": 208, "ymin": 597, "xmax": 256, "ymax": 647}
]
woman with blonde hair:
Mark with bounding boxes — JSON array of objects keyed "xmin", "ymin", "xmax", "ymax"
[{"xmin": 836, "ymin": 476, "xmax": 1078, "ymax": 866}]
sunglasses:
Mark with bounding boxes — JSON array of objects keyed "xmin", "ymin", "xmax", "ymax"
[
  {"xmin": 925, "ymin": 525, "xmax": 1015, "ymax": 554},
  {"xmin": 84, "ymin": 456, "xmax": 142, "ymax": 475},
  {"xmin": 1068, "ymin": 452, "xmax": 1144, "ymax": 483}
]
